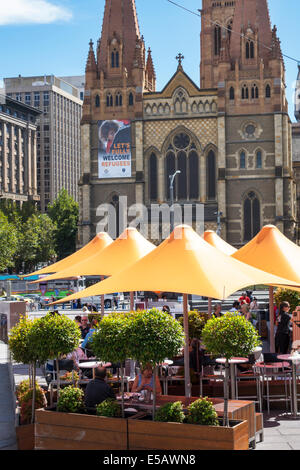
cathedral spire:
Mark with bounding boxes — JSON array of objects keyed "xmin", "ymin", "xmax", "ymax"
[
  {"xmin": 230, "ymin": 0, "xmax": 273, "ymax": 64},
  {"xmin": 97, "ymin": 0, "xmax": 141, "ymax": 76},
  {"xmin": 85, "ymin": 39, "xmax": 97, "ymax": 89}
]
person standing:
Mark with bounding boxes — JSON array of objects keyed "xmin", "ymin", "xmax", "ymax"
[{"xmin": 275, "ymin": 302, "xmax": 292, "ymax": 354}]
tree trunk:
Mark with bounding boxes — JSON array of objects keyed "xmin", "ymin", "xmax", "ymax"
[
  {"xmin": 152, "ymin": 365, "xmax": 157, "ymax": 421},
  {"xmin": 223, "ymin": 359, "xmax": 229, "ymax": 427},
  {"xmin": 121, "ymin": 364, "xmax": 125, "ymax": 418},
  {"xmin": 31, "ymin": 362, "xmax": 36, "ymax": 424}
]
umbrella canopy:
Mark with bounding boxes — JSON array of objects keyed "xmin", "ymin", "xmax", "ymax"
[
  {"xmin": 31, "ymin": 227, "xmax": 156, "ymax": 283},
  {"xmin": 203, "ymin": 230, "xmax": 237, "ymax": 256},
  {"xmin": 52, "ymin": 225, "xmax": 300, "ymax": 305},
  {"xmin": 23, "ymin": 232, "xmax": 113, "ymax": 278},
  {"xmin": 232, "ymin": 225, "xmax": 300, "ymax": 283}
]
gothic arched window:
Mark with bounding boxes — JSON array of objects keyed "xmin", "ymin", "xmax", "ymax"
[
  {"xmin": 95, "ymin": 95, "xmax": 100, "ymax": 108},
  {"xmin": 242, "ymin": 85, "xmax": 249, "ymax": 100},
  {"xmin": 256, "ymin": 150, "xmax": 262, "ymax": 169},
  {"xmin": 251, "ymin": 84, "xmax": 259, "ymax": 99},
  {"xmin": 246, "ymin": 40, "xmax": 255, "ymax": 59},
  {"xmin": 214, "ymin": 25, "xmax": 221, "ymax": 56},
  {"xmin": 149, "ymin": 153, "xmax": 158, "ymax": 201},
  {"xmin": 189, "ymin": 151, "xmax": 199, "ymax": 200},
  {"xmin": 177, "ymin": 151, "xmax": 187, "ymax": 200},
  {"xmin": 111, "ymin": 49, "xmax": 119, "ymax": 68},
  {"xmin": 115, "ymin": 92, "xmax": 122, "ymax": 107},
  {"xmin": 128, "ymin": 92, "xmax": 134, "ymax": 106},
  {"xmin": 244, "ymin": 191, "xmax": 260, "ymax": 241},
  {"xmin": 229, "ymin": 87, "xmax": 235, "ymax": 100},
  {"xmin": 165, "ymin": 133, "xmax": 200, "ymax": 201},
  {"xmin": 106, "ymin": 93, "xmax": 113, "ymax": 107},
  {"xmin": 207, "ymin": 150, "xmax": 216, "ymax": 200},
  {"xmin": 240, "ymin": 151, "xmax": 246, "ymax": 169},
  {"xmin": 266, "ymin": 84, "xmax": 271, "ymax": 98}
]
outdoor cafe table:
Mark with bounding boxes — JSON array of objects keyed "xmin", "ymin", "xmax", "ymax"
[
  {"xmin": 278, "ymin": 354, "xmax": 300, "ymax": 418},
  {"xmin": 78, "ymin": 361, "xmax": 111, "ymax": 379},
  {"xmin": 216, "ymin": 357, "xmax": 248, "ymax": 400}
]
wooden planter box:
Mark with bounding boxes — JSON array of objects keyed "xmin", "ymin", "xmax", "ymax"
[
  {"xmin": 35, "ymin": 409, "xmax": 127, "ymax": 450},
  {"xmin": 15, "ymin": 423, "xmax": 35, "ymax": 450},
  {"xmin": 128, "ymin": 418, "xmax": 249, "ymax": 450}
]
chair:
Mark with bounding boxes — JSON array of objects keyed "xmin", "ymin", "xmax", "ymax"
[
  {"xmin": 236, "ymin": 366, "xmax": 263, "ymax": 413},
  {"xmin": 254, "ymin": 362, "xmax": 292, "ymax": 414}
]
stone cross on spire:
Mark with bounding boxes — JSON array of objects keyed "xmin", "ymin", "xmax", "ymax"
[{"xmin": 176, "ymin": 53, "xmax": 184, "ymax": 69}]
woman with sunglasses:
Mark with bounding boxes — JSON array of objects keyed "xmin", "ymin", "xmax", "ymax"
[{"xmin": 275, "ymin": 301, "xmax": 292, "ymax": 354}]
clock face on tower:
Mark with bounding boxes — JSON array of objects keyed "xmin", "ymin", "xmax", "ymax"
[{"xmin": 173, "ymin": 133, "xmax": 190, "ymax": 150}]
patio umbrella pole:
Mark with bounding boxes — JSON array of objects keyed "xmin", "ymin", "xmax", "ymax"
[
  {"xmin": 208, "ymin": 298, "xmax": 212, "ymax": 317},
  {"xmin": 183, "ymin": 293, "xmax": 191, "ymax": 398},
  {"xmin": 130, "ymin": 292, "xmax": 135, "ymax": 311},
  {"xmin": 100, "ymin": 276, "xmax": 104, "ymax": 317},
  {"xmin": 269, "ymin": 287, "xmax": 275, "ymax": 353}
]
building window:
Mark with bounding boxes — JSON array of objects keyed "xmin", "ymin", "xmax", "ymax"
[
  {"xmin": 214, "ymin": 24, "xmax": 221, "ymax": 56},
  {"xmin": 106, "ymin": 93, "xmax": 113, "ymax": 107},
  {"xmin": 246, "ymin": 40, "xmax": 255, "ymax": 59},
  {"xmin": 207, "ymin": 150, "xmax": 216, "ymax": 200},
  {"xmin": 149, "ymin": 153, "xmax": 158, "ymax": 201},
  {"xmin": 177, "ymin": 151, "xmax": 187, "ymax": 200},
  {"xmin": 189, "ymin": 151, "xmax": 199, "ymax": 200},
  {"xmin": 129, "ymin": 92, "xmax": 134, "ymax": 106},
  {"xmin": 251, "ymin": 84, "xmax": 259, "ymax": 99},
  {"xmin": 244, "ymin": 191, "xmax": 260, "ymax": 241},
  {"xmin": 240, "ymin": 151, "xmax": 246, "ymax": 169},
  {"xmin": 111, "ymin": 50, "xmax": 120, "ymax": 68},
  {"xmin": 241, "ymin": 85, "xmax": 249, "ymax": 100},
  {"xmin": 115, "ymin": 92, "xmax": 122, "ymax": 107},
  {"xmin": 95, "ymin": 95, "xmax": 100, "ymax": 108},
  {"xmin": 266, "ymin": 84, "xmax": 271, "ymax": 98},
  {"xmin": 256, "ymin": 150, "xmax": 262, "ymax": 169},
  {"xmin": 229, "ymin": 87, "xmax": 235, "ymax": 100}
]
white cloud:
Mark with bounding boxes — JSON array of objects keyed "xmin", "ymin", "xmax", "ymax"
[{"xmin": 0, "ymin": 0, "xmax": 72, "ymax": 25}]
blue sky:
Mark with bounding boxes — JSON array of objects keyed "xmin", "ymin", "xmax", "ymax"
[{"xmin": 0, "ymin": 0, "xmax": 299, "ymax": 120}]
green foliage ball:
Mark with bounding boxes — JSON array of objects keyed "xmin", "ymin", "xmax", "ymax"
[
  {"xmin": 186, "ymin": 398, "xmax": 219, "ymax": 426},
  {"xmin": 96, "ymin": 399, "xmax": 121, "ymax": 418},
  {"xmin": 57, "ymin": 386, "xmax": 84, "ymax": 413},
  {"xmin": 201, "ymin": 312, "xmax": 261, "ymax": 360},
  {"xmin": 154, "ymin": 401, "xmax": 185, "ymax": 423}
]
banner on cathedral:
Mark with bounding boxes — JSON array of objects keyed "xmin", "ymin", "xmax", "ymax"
[{"xmin": 98, "ymin": 120, "xmax": 132, "ymax": 178}]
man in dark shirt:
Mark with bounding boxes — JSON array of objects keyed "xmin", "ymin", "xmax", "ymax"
[
  {"xmin": 84, "ymin": 367, "xmax": 116, "ymax": 408},
  {"xmin": 79, "ymin": 316, "xmax": 90, "ymax": 339}
]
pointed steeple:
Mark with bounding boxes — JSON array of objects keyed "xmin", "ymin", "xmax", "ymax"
[
  {"xmin": 85, "ymin": 39, "xmax": 97, "ymax": 91},
  {"xmin": 230, "ymin": 0, "xmax": 273, "ymax": 63},
  {"xmin": 86, "ymin": 39, "xmax": 97, "ymax": 73},
  {"xmin": 145, "ymin": 47, "xmax": 156, "ymax": 92},
  {"xmin": 97, "ymin": 0, "xmax": 141, "ymax": 76}
]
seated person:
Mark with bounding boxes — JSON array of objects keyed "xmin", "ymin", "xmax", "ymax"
[
  {"xmin": 79, "ymin": 316, "xmax": 90, "ymax": 339},
  {"xmin": 131, "ymin": 364, "xmax": 162, "ymax": 396},
  {"xmin": 84, "ymin": 366, "xmax": 116, "ymax": 409},
  {"xmin": 66, "ymin": 346, "xmax": 88, "ymax": 371}
]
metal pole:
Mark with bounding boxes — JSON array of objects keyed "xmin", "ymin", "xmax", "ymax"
[
  {"xmin": 269, "ymin": 287, "xmax": 275, "ymax": 353},
  {"xmin": 183, "ymin": 293, "xmax": 191, "ymax": 398}
]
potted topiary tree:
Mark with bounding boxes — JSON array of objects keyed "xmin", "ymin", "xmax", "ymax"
[
  {"xmin": 127, "ymin": 308, "xmax": 185, "ymax": 419},
  {"xmin": 201, "ymin": 312, "xmax": 261, "ymax": 427},
  {"xmin": 90, "ymin": 311, "xmax": 134, "ymax": 417}
]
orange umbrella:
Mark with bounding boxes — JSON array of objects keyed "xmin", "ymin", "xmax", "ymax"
[
  {"xmin": 51, "ymin": 225, "xmax": 300, "ymax": 397},
  {"xmin": 23, "ymin": 232, "xmax": 113, "ymax": 278},
  {"xmin": 203, "ymin": 230, "xmax": 237, "ymax": 256},
  {"xmin": 232, "ymin": 224, "xmax": 300, "ymax": 352},
  {"xmin": 31, "ymin": 227, "xmax": 155, "ymax": 283}
]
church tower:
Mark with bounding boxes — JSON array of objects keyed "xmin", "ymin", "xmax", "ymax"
[
  {"xmin": 78, "ymin": 0, "xmax": 156, "ymax": 246},
  {"xmin": 200, "ymin": 0, "xmax": 297, "ymax": 244}
]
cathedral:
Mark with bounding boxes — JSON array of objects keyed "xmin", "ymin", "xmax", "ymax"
[{"xmin": 78, "ymin": 0, "xmax": 297, "ymax": 248}]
